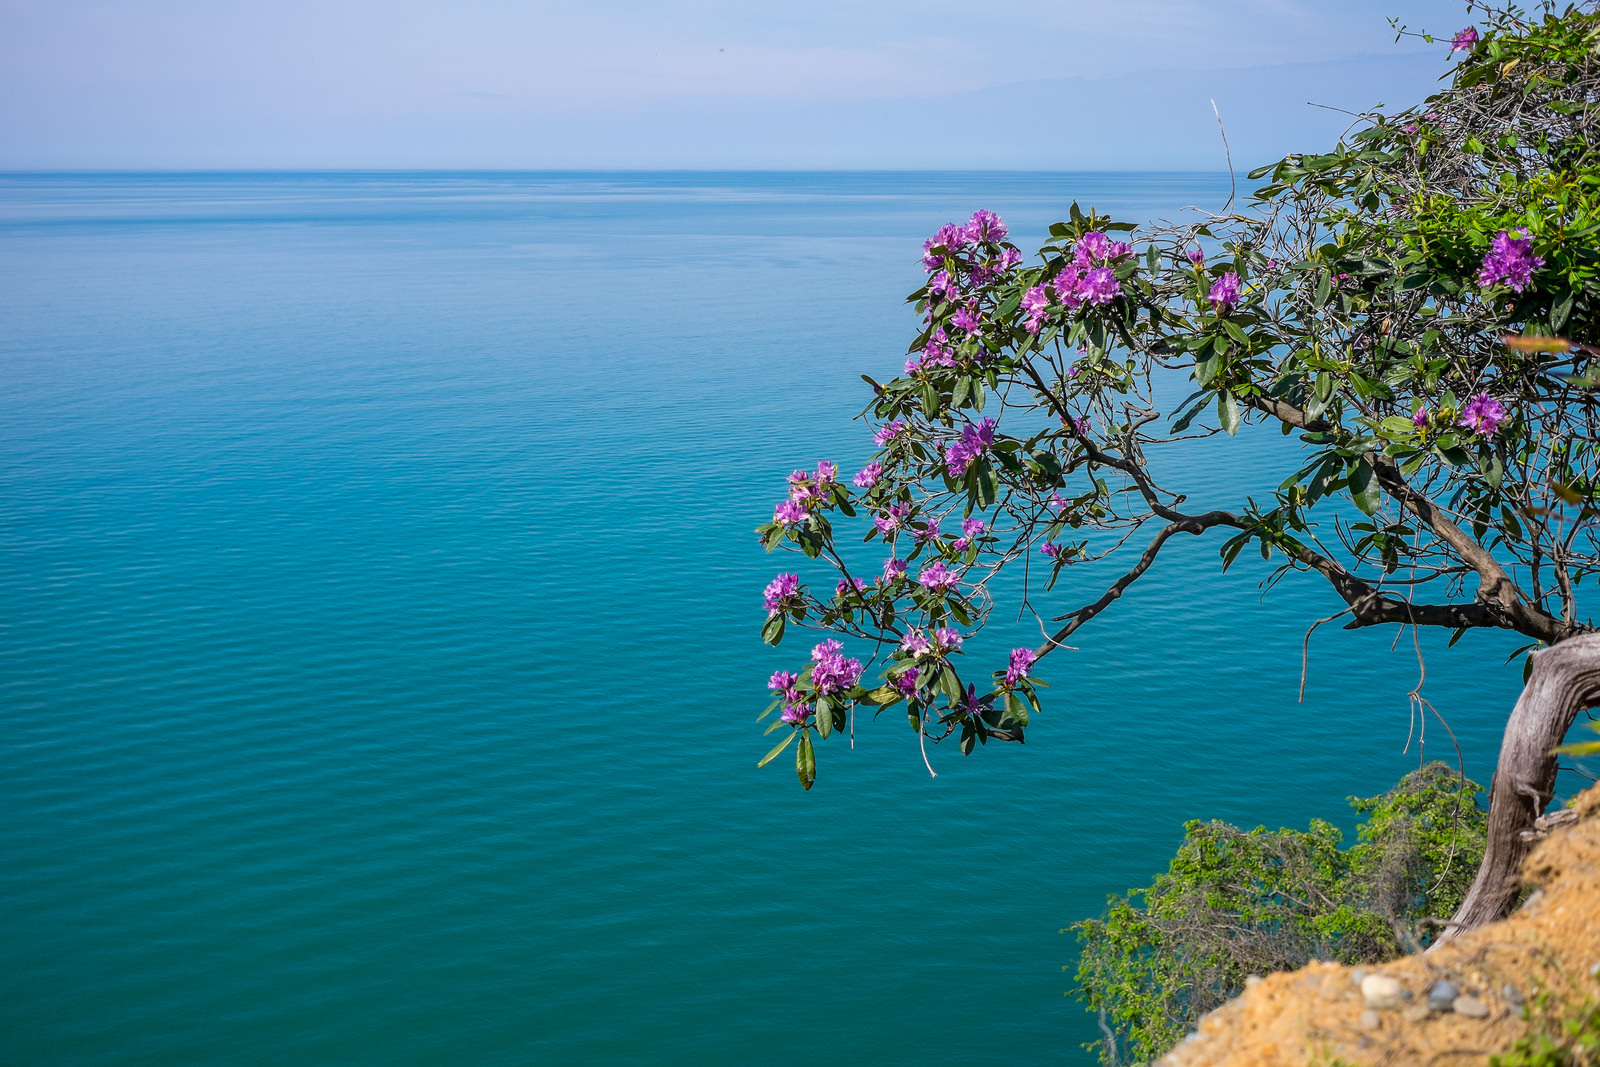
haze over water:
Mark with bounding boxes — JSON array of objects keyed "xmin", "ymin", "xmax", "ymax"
[{"xmin": 0, "ymin": 172, "xmax": 1545, "ymax": 1064}]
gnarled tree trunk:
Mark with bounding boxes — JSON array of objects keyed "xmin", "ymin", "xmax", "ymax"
[{"xmin": 1434, "ymin": 632, "xmax": 1600, "ymax": 946}]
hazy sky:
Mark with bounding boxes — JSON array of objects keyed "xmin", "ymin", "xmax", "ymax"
[{"xmin": 0, "ymin": 0, "xmax": 1472, "ymax": 169}]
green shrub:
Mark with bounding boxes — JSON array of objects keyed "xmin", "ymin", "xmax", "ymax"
[{"xmin": 1071, "ymin": 763, "xmax": 1485, "ymax": 1066}]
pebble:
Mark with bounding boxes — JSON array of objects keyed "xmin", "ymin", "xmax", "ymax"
[
  {"xmin": 1351, "ymin": 968, "xmax": 1369, "ymax": 987},
  {"xmin": 1454, "ymin": 995, "xmax": 1490, "ymax": 1019},
  {"xmin": 1504, "ymin": 983, "xmax": 1526, "ymax": 1008},
  {"xmin": 1428, "ymin": 979, "xmax": 1460, "ymax": 1011},
  {"xmin": 1359, "ymin": 1009, "xmax": 1381, "ymax": 1030},
  {"xmin": 1362, "ymin": 974, "xmax": 1404, "ymax": 1010},
  {"xmin": 1244, "ymin": 975, "xmax": 1261, "ymax": 987}
]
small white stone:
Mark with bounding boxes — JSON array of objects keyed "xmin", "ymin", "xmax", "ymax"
[
  {"xmin": 1245, "ymin": 974, "xmax": 1262, "ymax": 987},
  {"xmin": 1454, "ymin": 994, "xmax": 1490, "ymax": 1019},
  {"xmin": 1359, "ymin": 1009, "xmax": 1381, "ymax": 1031},
  {"xmin": 1351, "ymin": 967, "xmax": 1369, "ymax": 987},
  {"xmin": 1362, "ymin": 974, "xmax": 1404, "ymax": 1010}
]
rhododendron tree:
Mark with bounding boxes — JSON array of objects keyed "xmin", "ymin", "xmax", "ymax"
[{"xmin": 753, "ymin": 0, "xmax": 1600, "ymax": 938}]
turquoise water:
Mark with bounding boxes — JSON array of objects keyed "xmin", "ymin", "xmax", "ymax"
[{"xmin": 0, "ymin": 172, "xmax": 1552, "ymax": 1064}]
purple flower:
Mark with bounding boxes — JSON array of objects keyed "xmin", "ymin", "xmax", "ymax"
[
  {"xmin": 921, "ymin": 339, "xmax": 956, "ymax": 369},
  {"xmin": 768, "ymin": 670, "xmax": 798, "ymax": 694},
  {"xmin": 1049, "ymin": 271, "xmax": 1078, "ymax": 307},
  {"xmin": 873, "ymin": 421, "xmax": 905, "ymax": 446},
  {"xmin": 1106, "ymin": 241, "xmax": 1134, "ymax": 262},
  {"xmin": 918, "ymin": 560, "xmax": 960, "ymax": 593},
  {"xmin": 961, "ymin": 517, "xmax": 986, "ymax": 539},
  {"xmin": 1021, "ymin": 284, "xmax": 1050, "ymax": 335},
  {"xmin": 1478, "ymin": 230, "xmax": 1544, "ymax": 292},
  {"xmin": 882, "ymin": 557, "xmax": 907, "ymax": 582},
  {"xmin": 1187, "ymin": 248, "xmax": 1205, "ymax": 265},
  {"xmin": 935, "ymin": 627, "xmax": 963, "ymax": 650},
  {"xmin": 1048, "ymin": 492, "xmax": 1068, "ymax": 513},
  {"xmin": 835, "ymin": 577, "xmax": 868, "ymax": 599},
  {"xmin": 853, "ymin": 461, "xmax": 882, "ymax": 488},
  {"xmin": 1040, "ymin": 542, "xmax": 1066, "ymax": 561},
  {"xmin": 774, "ymin": 499, "xmax": 807, "ymax": 525},
  {"xmin": 921, "ymin": 222, "xmax": 971, "ymax": 272},
  {"xmin": 998, "ymin": 247, "xmax": 1022, "ymax": 270},
  {"xmin": 915, "ymin": 519, "xmax": 942, "ymax": 544},
  {"xmin": 964, "ymin": 209, "xmax": 1008, "ymax": 243},
  {"xmin": 929, "ymin": 271, "xmax": 960, "ymax": 302},
  {"xmin": 780, "ymin": 703, "xmax": 810, "ymax": 725},
  {"xmin": 1209, "ymin": 271, "xmax": 1242, "ymax": 311},
  {"xmin": 787, "ymin": 469, "xmax": 810, "ymax": 488},
  {"xmin": 1077, "ymin": 231, "xmax": 1111, "ymax": 263},
  {"xmin": 952, "ymin": 303, "xmax": 983, "ymax": 335},
  {"xmin": 1451, "ymin": 26, "xmax": 1479, "ymax": 52},
  {"xmin": 1004, "ymin": 647, "xmax": 1037, "ymax": 686},
  {"xmin": 900, "ymin": 629, "xmax": 931, "ymax": 655},
  {"xmin": 763, "ymin": 572, "xmax": 800, "ymax": 614},
  {"xmin": 810, "ymin": 638, "xmax": 864, "ymax": 696},
  {"xmin": 891, "ymin": 667, "xmax": 921, "ymax": 698},
  {"xmin": 1412, "ymin": 406, "xmax": 1430, "ymax": 429},
  {"xmin": 874, "ymin": 503, "xmax": 911, "ymax": 536},
  {"xmin": 945, "ymin": 417, "xmax": 997, "ymax": 476},
  {"xmin": 904, "ymin": 355, "xmax": 923, "ymax": 375},
  {"xmin": 816, "ymin": 460, "xmax": 837, "ymax": 484},
  {"xmin": 1458, "ymin": 393, "xmax": 1508, "ymax": 436},
  {"xmin": 1081, "ymin": 268, "xmax": 1121, "ymax": 306}
]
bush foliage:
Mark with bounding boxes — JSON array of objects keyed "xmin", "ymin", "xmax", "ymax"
[{"xmin": 1072, "ymin": 763, "xmax": 1486, "ymax": 1066}]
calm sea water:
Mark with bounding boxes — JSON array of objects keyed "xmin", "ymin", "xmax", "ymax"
[{"xmin": 0, "ymin": 173, "xmax": 1554, "ymax": 1065}]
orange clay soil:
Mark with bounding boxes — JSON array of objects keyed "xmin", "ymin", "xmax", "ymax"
[{"xmin": 1156, "ymin": 783, "xmax": 1600, "ymax": 1067}]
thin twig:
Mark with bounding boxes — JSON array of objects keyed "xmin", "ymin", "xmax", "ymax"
[
  {"xmin": 1299, "ymin": 607, "xmax": 1354, "ymax": 702},
  {"xmin": 1211, "ymin": 99, "xmax": 1236, "ymax": 214}
]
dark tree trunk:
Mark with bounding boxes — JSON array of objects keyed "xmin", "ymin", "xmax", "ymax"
[{"xmin": 1435, "ymin": 632, "xmax": 1600, "ymax": 946}]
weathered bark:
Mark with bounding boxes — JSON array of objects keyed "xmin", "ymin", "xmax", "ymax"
[{"xmin": 1435, "ymin": 632, "xmax": 1600, "ymax": 946}]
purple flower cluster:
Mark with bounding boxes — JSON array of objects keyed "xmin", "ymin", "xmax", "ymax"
[
  {"xmin": 1021, "ymin": 285, "xmax": 1050, "ymax": 334},
  {"xmin": 1458, "ymin": 393, "xmax": 1508, "ymax": 436},
  {"xmin": 810, "ymin": 639, "xmax": 863, "ymax": 696},
  {"xmin": 1004, "ymin": 647, "xmax": 1036, "ymax": 687},
  {"xmin": 1412, "ymin": 406, "xmax": 1430, "ymax": 429},
  {"xmin": 1451, "ymin": 26, "xmax": 1479, "ymax": 52},
  {"xmin": 914, "ymin": 518, "xmax": 942, "ymax": 544},
  {"xmin": 882, "ymin": 557, "xmax": 907, "ymax": 582},
  {"xmin": 874, "ymin": 502, "xmax": 912, "ymax": 537},
  {"xmin": 900, "ymin": 628, "xmax": 930, "ymax": 655},
  {"xmin": 934, "ymin": 627, "xmax": 963, "ymax": 651},
  {"xmin": 853, "ymin": 461, "xmax": 882, "ymax": 488},
  {"xmin": 1040, "ymin": 542, "xmax": 1067, "ymax": 561},
  {"xmin": 1187, "ymin": 248, "xmax": 1205, "ymax": 265},
  {"xmin": 769, "ymin": 671, "xmax": 808, "ymax": 725},
  {"xmin": 1478, "ymin": 231, "xmax": 1544, "ymax": 292},
  {"xmin": 907, "ymin": 326, "xmax": 956, "ymax": 374},
  {"xmin": 952, "ymin": 516, "xmax": 986, "ymax": 552},
  {"xmin": 835, "ymin": 577, "xmax": 868, "ymax": 599},
  {"xmin": 945, "ymin": 417, "xmax": 997, "ymax": 476},
  {"xmin": 1051, "ymin": 231, "xmax": 1132, "ymax": 313},
  {"xmin": 774, "ymin": 462, "xmax": 837, "ymax": 525},
  {"xmin": 918, "ymin": 560, "xmax": 960, "ymax": 593},
  {"xmin": 891, "ymin": 667, "xmax": 921, "ymax": 699},
  {"xmin": 763, "ymin": 572, "xmax": 800, "ymax": 616},
  {"xmin": 919, "ymin": 211, "xmax": 1020, "ymax": 296},
  {"xmin": 1209, "ymin": 271, "xmax": 1242, "ymax": 311},
  {"xmin": 873, "ymin": 421, "xmax": 905, "ymax": 446}
]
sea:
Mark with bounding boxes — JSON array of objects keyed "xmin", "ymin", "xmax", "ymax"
[{"xmin": 0, "ymin": 172, "xmax": 1557, "ymax": 1064}]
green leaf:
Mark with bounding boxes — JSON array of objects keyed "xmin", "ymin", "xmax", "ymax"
[
  {"xmin": 1349, "ymin": 459, "xmax": 1381, "ymax": 515},
  {"xmin": 757, "ymin": 729, "xmax": 796, "ymax": 768},
  {"xmin": 1217, "ymin": 391, "xmax": 1241, "ymax": 436},
  {"xmin": 761, "ymin": 613, "xmax": 786, "ymax": 646},
  {"xmin": 797, "ymin": 731, "xmax": 816, "ymax": 790},
  {"xmin": 815, "ymin": 694, "xmax": 832, "ymax": 739}
]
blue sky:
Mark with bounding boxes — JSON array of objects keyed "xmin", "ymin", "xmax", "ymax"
[{"xmin": 0, "ymin": 0, "xmax": 1471, "ymax": 169}]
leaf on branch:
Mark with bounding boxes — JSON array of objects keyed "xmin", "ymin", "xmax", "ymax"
[
  {"xmin": 797, "ymin": 731, "xmax": 816, "ymax": 790},
  {"xmin": 1217, "ymin": 391, "xmax": 1241, "ymax": 436},
  {"xmin": 757, "ymin": 729, "xmax": 796, "ymax": 768}
]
